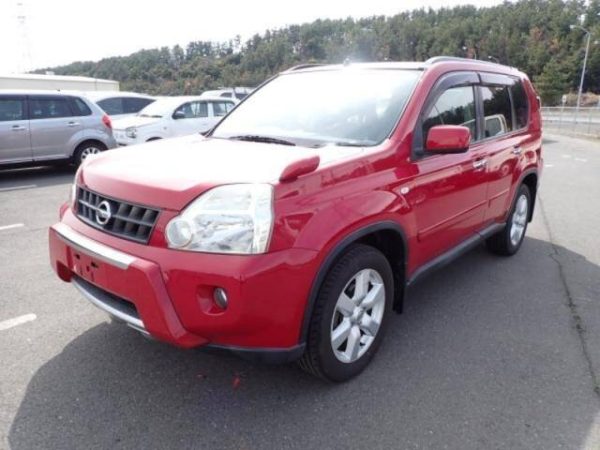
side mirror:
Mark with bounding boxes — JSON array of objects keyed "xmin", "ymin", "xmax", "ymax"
[
  {"xmin": 425, "ymin": 125, "xmax": 471, "ymax": 153},
  {"xmin": 173, "ymin": 111, "xmax": 186, "ymax": 120}
]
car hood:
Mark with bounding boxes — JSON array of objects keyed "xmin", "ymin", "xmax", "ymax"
[
  {"xmin": 112, "ymin": 116, "xmax": 161, "ymax": 130},
  {"xmin": 79, "ymin": 135, "xmax": 362, "ymax": 210}
]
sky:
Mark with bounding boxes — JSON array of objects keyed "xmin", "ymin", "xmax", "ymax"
[{"xmin": 0, "ymin": 0, "xmax": 504, "ymax": 74}]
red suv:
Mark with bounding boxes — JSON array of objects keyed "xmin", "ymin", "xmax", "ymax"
[{"xmin": 49, "ymin": 57, "xmax": 542, "ymax": 381}]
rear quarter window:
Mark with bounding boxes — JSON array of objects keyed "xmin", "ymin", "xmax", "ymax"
[
  {"xmin": 70, "ymin": 97, "xmax": 92, "ymax": 116},
  {"xmin": 511, "ymin": 80, "xmax": 529, "ymax": 129}
]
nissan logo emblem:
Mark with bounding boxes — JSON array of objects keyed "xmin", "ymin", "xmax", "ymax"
[{"xmin": 95, "ymin": 200, "xmax": 112, "ymax": 226}]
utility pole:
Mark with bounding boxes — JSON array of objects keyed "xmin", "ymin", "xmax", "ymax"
[
  {"xmin": 16, "ymin": 1, "xmax": 33, "ymax": 73},
  {"xmin": 570, "ymin": 24, "xmax": 592, "ymax": 114}
]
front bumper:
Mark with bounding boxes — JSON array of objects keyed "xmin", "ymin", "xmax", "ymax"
[{"xmin": 49, "ymin": 211, "xmax": 319, "ymax": 358}]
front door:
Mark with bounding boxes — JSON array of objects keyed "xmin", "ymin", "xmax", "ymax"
[
  {"xmin": 0, "ymin": 95, "xmax": 31, "ymax": 164},
  {"xmin": 407, "ymin": 83, "xmax": 488, "ymax": 268}
]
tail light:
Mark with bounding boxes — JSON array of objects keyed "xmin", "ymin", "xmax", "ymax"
[{"xmin": 102, "ymin": 114, "xmax": 112, "ymax": 130}]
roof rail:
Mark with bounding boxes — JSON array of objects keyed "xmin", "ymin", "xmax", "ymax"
[
  {"xmin": 287, "ymin": 63, "xmax": 326, "ymax": 71},
  {"xmin": 425, "ymin": 56, "xmax": 502, "ymax": 67}
]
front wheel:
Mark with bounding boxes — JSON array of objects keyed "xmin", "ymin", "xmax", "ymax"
[
  {"xmin": 486, "ymin": 184, "xmax": 531, "ymax": 256},
  {"xmin": 298, "ymin": 244, "xmax": 394, "ymax": 382}
]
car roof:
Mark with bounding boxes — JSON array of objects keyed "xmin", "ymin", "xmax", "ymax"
[
  {"xmin": 0, "ymin": 89, "xmax": 88, "ymax": 96},
  {"xmin": 80, "ymin": 91, "xmax": 155, "ymax": 101},
  {"xmin": 283, "ymin": 57, "xmax": 524, "ymax": 77}
]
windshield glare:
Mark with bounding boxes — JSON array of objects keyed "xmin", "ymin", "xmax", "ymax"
[{"xmin": 212, "ymin": 69, "xmax": 421, "ymax": 147}]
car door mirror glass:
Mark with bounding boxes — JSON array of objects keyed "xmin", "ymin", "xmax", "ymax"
[{"xmin": 173, "ymin": 110, "xmax": 186, "ymax": 120}]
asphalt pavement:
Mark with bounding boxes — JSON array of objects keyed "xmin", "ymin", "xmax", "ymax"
[{"xmin": 1, "ymin": 134, "xmax": 599, "ymax": 450}]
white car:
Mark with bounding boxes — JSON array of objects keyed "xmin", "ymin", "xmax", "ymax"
[
  {"xmin": 82, "ymin": 91, "xmax": 156, "ymax": 119},
  {"xmin": 112, "ymin": 96, "xmax": 236, "ymax": 146},
  {"xmin": 201, "ymin": 87, "xmax": 253, "ymax": 101}
]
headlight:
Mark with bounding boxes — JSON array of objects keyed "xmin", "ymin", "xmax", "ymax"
[
  {"xmin": 125, "ymin": 127, "xmax": 137, "ymax": 138},
  {"xmin": 165, "ymin": 184, "xmax": 274, "ymax": 254},
  {"xmin": 69, "ymin": 183, "xmax": 77, "ymax": 208}
]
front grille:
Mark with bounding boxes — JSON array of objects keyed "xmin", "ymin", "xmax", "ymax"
[{"xmin": 76, "ymin": 187, "xmax": 160, "ymax": 244}]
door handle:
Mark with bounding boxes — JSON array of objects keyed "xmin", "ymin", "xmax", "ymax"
[
  {"xmin": 11, "ymin": 125, "xmax": 26, "ymax": 131},
  {"xmin": 511, "ymin": 146, "xmax": 522, "ymax": 155},
  {"xmin": 472, "ymin": 159, "xmax": 488, "ymax": 170},
  {"xmin": 67, "ymin": 121, "xmax": 80, "ymax": 127}
]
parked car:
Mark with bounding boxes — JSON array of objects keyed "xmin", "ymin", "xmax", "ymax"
[
  {"xmin": 112, "ymin": 96, "xmax": 236, "ymax": 145},
  {"xmin": 201, "ymin": 87, "xmax": 253, "ymax": 101},
  {"xmin": 49, "ymin": 57, "xmax": 542, "ymax": 381},
  {"xmin": 83, "ymin": 91, "xmax": 156, "ymax": 119},
  {"xmin": 0, "ymin": 90, "xmax": 116, "ymax": 167}
]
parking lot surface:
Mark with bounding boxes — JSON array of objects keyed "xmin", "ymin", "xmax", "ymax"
[{"xmin": 1, "ymin": 134, "xmax": 599, "ymax": 449}]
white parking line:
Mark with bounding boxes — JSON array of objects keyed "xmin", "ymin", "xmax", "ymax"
[
  {"xmin": 0, "ymin": 313, "xmax": 37, "ymax": 331},
  {"xmin": 0, "ymin": 184, "xmax": 37, "ymax": 192},
  {"xmin": 0, "ymin": 223, "xmax": 25, "ymax": 232}
]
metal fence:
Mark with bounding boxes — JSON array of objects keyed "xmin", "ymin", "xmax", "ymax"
[{"xmin": 541, "ymin": 106, "xmax": 600, "ymax": 137}]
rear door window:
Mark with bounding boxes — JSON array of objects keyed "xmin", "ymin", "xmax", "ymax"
[
  {"xmin": 212, "ymin": 101, "xmax": 234, "ymax": 117},
  {"xmin": 511, "ymin": 81, "xmax": 529, "ymax": 129},
  {"xmin": 29, "ymin": 97, "xmax": 74, "ymax": 119},
  {"xmin": 0, "ymin": 97, "xmax": 26, "ymax": 122},
  {"xmin": 423, "ymin": 86, "xmax": 478, "ymax": 141},
  {"xmin": 480, "ymin": 85, "xmax": 514, "ymax": 138}
]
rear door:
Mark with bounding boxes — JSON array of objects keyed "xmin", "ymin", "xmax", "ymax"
[
  {"xmin": 475, "ymin": 73, "xmax": 524, "ymax": 223},
  {"xmin": 29, "ymin": 95, "xmax": 82, "ymax": 160},
  {"xmin": 0, "ymin": 95, "xmax": 31, "ymax": 164},
  {"xmin": 207, "ymin": 100, "xmax": 235, "ymax": 131}
]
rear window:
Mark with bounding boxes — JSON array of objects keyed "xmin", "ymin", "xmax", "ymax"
[
  {"xmin": 124, "ymin": 97, "xmax": 154, "ymax": 114},
  {"xmin": 0, "ymin": 97, "xmax": 26, "ymax": 122},
  {"xmin": 29, "ymin": 97, "xmax": 73, "ymax": 120},
  {"xmin": 70, "ymin": 97, "xmax": 92, "ymax": 116},
  {"xmin": 481, "ymin": 85, "xmax": 513, "ymax": 138},
  {"xmin": 511, "ymin": 80, "xmax": 529, "ymax": 129},
  {"xmin": 97, "ymin": 97, "xmax": 124, "ymax": 115}
]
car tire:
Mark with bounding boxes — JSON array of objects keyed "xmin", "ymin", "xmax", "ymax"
[
  {"xmin": 74, "ymin": 142, "xmax": 106, "ymax": 166},
  {"xmin": 298, "ymin": 244, "xmax": 394, "ymax": 382},
  {"xmin": 486, "ymin": 184, "xmax": 532, "ymax": 256}
]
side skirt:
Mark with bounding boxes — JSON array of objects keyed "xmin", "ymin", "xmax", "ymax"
[{"xmin": 406, "ymin": 222, "xmax": 505, "ymax": 288}]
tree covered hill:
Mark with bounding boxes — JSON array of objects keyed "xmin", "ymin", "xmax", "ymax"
[{"xmin": 36, "ymin": 0, "xmax": 600, "ymax": 105}]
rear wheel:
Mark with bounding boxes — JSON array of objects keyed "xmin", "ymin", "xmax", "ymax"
[
  {"xmin": 74, "ymin": 142, "xmax": 106, "ymax": 166},
  {"xmin": 298, "ymin": 244, "xmax": 393, "ymax": 382},
  {"xmin": 486, "ymin": 184, "xmax": 531, "ymax": 256}
]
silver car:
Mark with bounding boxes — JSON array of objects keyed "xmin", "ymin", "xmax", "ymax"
[{"xmin": 0, "ymin": 90, "xmax": 117, "ymax": 167}]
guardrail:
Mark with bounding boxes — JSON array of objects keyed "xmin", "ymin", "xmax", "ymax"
[{"xmin": 541, "ymin": 106, "xmax": 600, "ymax": 137}]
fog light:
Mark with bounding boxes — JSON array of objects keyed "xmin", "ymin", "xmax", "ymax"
[{"xmin": 213, "ymin": 288, "xmax": 228, "ymax": 309}]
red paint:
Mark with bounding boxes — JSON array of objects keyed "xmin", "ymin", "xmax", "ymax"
[
  {"xmin": 425, "ymin": 125, "xmax": 471, "ymax": 153},
  {"xmin": 279, "ymin": 156, "xmax": 320, "ymax": 182},
  {"xmin": 49, "ymin": 60, "xmax": 542, "ymax": 351}
]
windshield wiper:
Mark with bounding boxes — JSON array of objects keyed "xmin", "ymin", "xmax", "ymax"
[{"xmin": 229, "ymin": 135, "xmax": 296, "ymax": 146}]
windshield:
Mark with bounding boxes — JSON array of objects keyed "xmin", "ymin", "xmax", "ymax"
[
  {"xmin": 211, "ymin": 68, "xmax": 421, "ymax": 147},
  {"xmin": 138, "ymin": 99, "xmax": 181, "ymax": 118}
]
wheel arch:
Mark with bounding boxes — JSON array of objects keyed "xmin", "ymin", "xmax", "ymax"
[
  {"xmin": 72, "ymin": 139, "xmax": 107, "ymax": 159},
  {"xmin": 520, "ymin": 170, "xmax": 538, "ymax": 222},
  {"xmin": 299, "ymin": 221, "xmax": 408, "ymax": 344}
]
